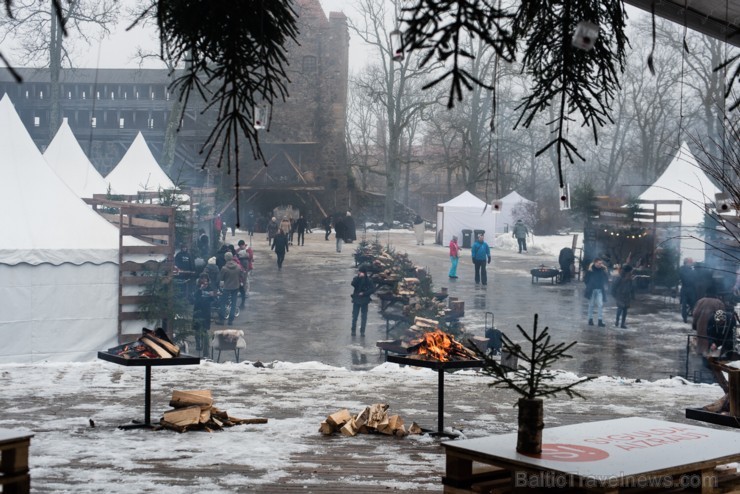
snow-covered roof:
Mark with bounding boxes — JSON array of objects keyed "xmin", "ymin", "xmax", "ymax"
[
  {"xmin": 0, "ymin": 94, "xmax": 146, "ymax": 266},
  {"xmin": 637, "ymin": 142, "xmax": 721, "ymax": 225},
  {"xmin": 105, "ymin": 132, "xmax": 175, "ymax": 194},
  {"xmin": 43, "ymin": 118, "xmax": 111, "ymax": 198}
]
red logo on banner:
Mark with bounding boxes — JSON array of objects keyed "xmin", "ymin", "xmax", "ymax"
[{"xmin": 522, "ymin": 444, "xmax": 610, "ymax": 462}]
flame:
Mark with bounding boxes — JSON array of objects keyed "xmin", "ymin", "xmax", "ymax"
[{"xmin": 413, "ymin": 330, "xmax": 457, "ymax": 362}]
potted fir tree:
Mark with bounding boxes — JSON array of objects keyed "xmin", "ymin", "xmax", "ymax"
[{"xmin": 473, "ymin": 314, "xmax": 592, "ymax": 454}]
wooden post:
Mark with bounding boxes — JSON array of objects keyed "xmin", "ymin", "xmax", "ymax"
[{"xmin": 728, "ymin": 370, "xmax": 740, "ymax": 417}]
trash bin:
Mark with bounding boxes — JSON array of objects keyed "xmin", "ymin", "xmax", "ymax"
[
  {"xmin": 461, "ymin": 229, "xmax": 472, "ymax": 249},
  {"xmin": 474, "ymin": 229, "xmax": 486, "ymax": 241}
]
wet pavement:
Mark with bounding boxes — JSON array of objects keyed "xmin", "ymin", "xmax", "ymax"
[{"xmin": 219, "ymin": 229, "xmax": 696, "ymax": 381}]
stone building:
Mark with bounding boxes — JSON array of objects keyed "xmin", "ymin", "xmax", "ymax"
[{"xmin": 0, "ymin": 0, "xmax": 349, "ymax": 224}]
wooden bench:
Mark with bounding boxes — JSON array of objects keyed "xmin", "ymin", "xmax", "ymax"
[{"xmin": 0, "ymin": 430, "xmax": 33, "ymax": 494}]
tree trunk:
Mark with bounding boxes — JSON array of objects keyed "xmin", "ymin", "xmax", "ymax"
[{"xmin": 517, "ymin": 398, "xmax": 544, "ymax": 454}]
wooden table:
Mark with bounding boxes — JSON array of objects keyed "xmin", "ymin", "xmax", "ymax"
[
  {"xmin": 442, "ymin": 417, "xmax": 740, "ymax": 493},
  {"xmin": 97, "ymin": 352, "xmax": 200, "ymax": 429},
  {"xmin": 0, "ymin": 430, "xmax": 33, "ymax": 494}
]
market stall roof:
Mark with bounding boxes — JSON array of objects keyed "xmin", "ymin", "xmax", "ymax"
[
  {"xmin": 105, "ymin": 132, "xmax": 176, "ymax": 194},
  {"xmin": 624, "ymin": 0, "xmax": 740, "ymax": 48},
  {"xmin": 635, "ymin": 141, "xmax": 721, "ymax": 225},
  {"xmin": 43, "ymin": 118, "xmax": 111, "ymax": 198},
  {"xmin": 0, "ymin": 93, "xmax": 147, "ymax": 266}
]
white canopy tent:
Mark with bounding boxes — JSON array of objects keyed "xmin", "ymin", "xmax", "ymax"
[
  {"xmin": 43, "ymin": 118, "xmax": 111, "ymax": 198},
  {"xmin": 637, "ymin": 142, "xmax": 720, "ymax": 225},
  {"xmin": 496, "ymin": 191, "xmax": 535, "ymax": 233},
  {"xmin": 634, "ymin": 142, "xmax": 721, "ymax": 261},
  {"xmin": 106, "ymin": 132, "xmax": 176, "ymax": 194},
  {"xmin": 436, "ymin": 191, "xmax": 497, "ymax": 247},
  {"xmin": 0, "ymin": 94, "xmax": 152, "ymax": 363}
]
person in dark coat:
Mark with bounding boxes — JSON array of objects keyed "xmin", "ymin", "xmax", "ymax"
[
  {"xmin": 218, "ymin": 252, "xmax": 243, "ymax": 325},
  {"xmin": 334, "ymin": 215, "xmax": 347, "ymax": 253},
  {"xmin": 558, "ymin": 247, "xmax": 575, "ymax": 283},
  {"xmin": 193, "ymin": 273, "xmax": 216, "ymax": 354},
  {"xmin": 610, "ymin": 264, "xmax": 633, "ymax": 328},
  {"xmin": 295, "ymin": 214, "xmax": 308, "ymax": 246},
  {"xmin": 679, "ymin": 258, "xmax": 697, "ymax": 323},
  {"xmin": 322, "ymin": 215, "xmax": 333, "ymax": 241},
  {"xmin": 266, "ymin": 217, "xmax": 279, "ymax": 246},
  {"xmin": 350, "ymin": 265, "xmax": 376, "ymax": 336},
  {"xmin": 245, "ymin": 211, "xmax": 256, "ymax": 238},
  {"xmin": 585, "ymin": 257, "xmax": 609, "ymax": 327},
  {"xmin": 343, "ymin": 211, "xmax": 357, "ymax": 243},
  {"xmin": 271, "ymin": 230, "xmax": 289, "ymax": 269}
]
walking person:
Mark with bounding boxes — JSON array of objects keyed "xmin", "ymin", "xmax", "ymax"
[
  {"xmin": 266, "ymin": 216, "xmax": 279, "ymax": 246},
  {"xmin": 610, "ymin": 264, "xmax": 634, "ymax": 328},
  {"xmin": 448, "ymin": 235, "xmax": 461, "ymax": 279},
  {"xmin": 295, "ymin": 214, "xmax": 307, "ymax": 246},
  {"xmin": 471, "ymin": 233, "xmax": 491, "ymax": 286},
  {"xmin": 585, "ymin": 257, "xmax": 609, "ymax": 327},
  {"xmin": 322, "ymin": 215, "xmax": 333, "ymax": 241},
  {"xmin": 217, "ymin": 252, "xmax": 242, "ymax": 325},
  {"xmin": 271, "ymin": 229, "xmax": 289, "ymax": 269},
  {"xmin": 512, "ymin": 219, "xmax": 529, "ymax": 253},
  {"xmin": 413, "ymin": 215, "xmax": 425, "ymax": 245},
  {"xmin": 693, "ymin": 288, "xmax": 725, "ymax": 355},
  {"xmin": 350, "ymin": 265, "xmax": 375, "ymax": 336},
  {"xmin": 334, "ymin": 215, "xmax": 346, "ymax": 253}
]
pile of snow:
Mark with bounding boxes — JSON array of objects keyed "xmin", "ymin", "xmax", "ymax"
[{"xmin": 492, "ymin": 232, "xmax": 580, "ymax": 258}]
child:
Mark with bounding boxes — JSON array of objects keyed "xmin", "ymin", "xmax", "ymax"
[{"xmin": 611, "ymin": 264, "xmax": 633, "ymax": 328}]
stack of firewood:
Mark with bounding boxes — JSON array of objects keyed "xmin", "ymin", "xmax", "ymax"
[
  {"xmin": 319, "ymin": 404, "xmax": 422, "ymax": 437},
  {"xmin": 107, "ymin": 328, "xmax": 180, "ymax": 359},
  {"xmin": 159, "ymin": 390, "xmax": 268, "ymax": 433}
]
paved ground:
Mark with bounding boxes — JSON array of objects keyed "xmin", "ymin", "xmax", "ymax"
[{"xmin": 218, "ymin": 229, "xmax": 697, "ymax": 381}]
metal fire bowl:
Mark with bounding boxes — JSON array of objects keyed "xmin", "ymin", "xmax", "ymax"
[
  {"xmin": 386, "ymin": 354, "xmax": 483, "ymax": 371},
  {"xmin": 530, "ymin": 267, "xmax": 559, "ymax": 279},
  {"xmin": 97, "ymin": 351, "xmax": 201, "ymax": 367}
]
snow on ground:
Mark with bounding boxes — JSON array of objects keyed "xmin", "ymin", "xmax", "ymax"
[{"xmin": 0, "ymin": 357, "xmax": 728, "ymax": 493}]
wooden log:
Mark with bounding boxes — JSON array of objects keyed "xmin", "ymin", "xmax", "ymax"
[
  {"xmin": 408, "ymin": 422, "xmax": 423, "ymax": 435},
  {"xmin": 170, "ymin": 390, "xmax": 213, "ymax": 409},
  {"xmin": 142, "ymin": 329, "xmax": 180, "ymax": 356},
  {"xmin": 354, "ymin": 407, "xmax": 370, "ymax": 428},
  {"xmin": 228, "ymin": 417, "xmax": 268, "ymax": 425},
  {"xmin": 326, "ymin": 409, "xmax": 352, "ymax": 428},
  {"xmin": 318, "ymin": 421, "xmax": 335, "ymax": 435},
  {"xmin": 366, "ymin": 403, "xmax": 389, "ymax": 428},
  {"xmin": 163, "ymin": 405, "xmax": 201, "ymax": 427},
  {"xmin": 340, "ymin": 419, "xmax": 359, "ymax": 437},
  {"xmin": 199, "ymin": 408, "xmax": 211, "ymax": 424},
  {"xmin": 140, "ymin": 336, "xmax": 174, "ymax": 358}
]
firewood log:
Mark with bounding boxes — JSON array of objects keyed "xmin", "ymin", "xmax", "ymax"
[
  {"xmin": 163, "ymin": 405, "xmax": 201, "ymax": 426},
  {"xmin": 408, "ymin": 422, "xmax": 423, "ymax": 435},
  {"xmin": 170, "ymin": 390, "xmax": 213, "ymax": 409},
  {"xmin": 327, "ymin": 409, "xmax": 352, "ymax": 428},
  {"xmin": 319, "ymin": 421, "xmax": 335, "ymax": 435},
  {"xmin": 140, "ymin": 336, "xmax": 174, "ymax": 358}
]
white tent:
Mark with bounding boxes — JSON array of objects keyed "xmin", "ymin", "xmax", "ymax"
[
  {"xmin": 43, "ymin": 118, "xmax": 111, "ymax": 198},
  {"xmin": 436, "ymin": 191, "xmax": 496, "ymax": 247},
  {"xmin": 0, "ymin": 94, "xmax": 151, "ymax": 363},
  {"xmin": 497, "ymin": 191, "xmax": 535, "ymax": 233},
  {"xmin": 635, "ymin": 142, "xmax": 721, "ymax": 261},
  {"xmin": 106, "ymin": 132, "xmax": 176, "ymax": 194},
  {"xmin": 637, "ymin": 142, "xmax": 720, "ymax": 225}
]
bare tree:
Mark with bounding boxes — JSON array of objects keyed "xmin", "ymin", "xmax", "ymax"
[
  {"xmin": 0, "ymin": 0, "xmax": 119, "ymax": 139},
  {"xmin": 349, "ymin": 0, "xmax": 439, "ymax": 226}
]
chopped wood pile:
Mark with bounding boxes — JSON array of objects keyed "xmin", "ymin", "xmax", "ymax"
[
  {"xmin": 356, "ymin": 241, "xmax": 464, "ymax": 333},
  {"xmin": 159, "ymin": 390, "xmax": 268, "ymax": 433},
  {"xmin": 107, "ymin": 328, "xmax": 180, "ymax": 359},
  {"xmin": 319, "ymin": 404, "xmax": 423, "ymax": 437}
]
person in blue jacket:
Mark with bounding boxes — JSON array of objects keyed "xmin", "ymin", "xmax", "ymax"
[{"xmin": 471, "ymin": 233, "xmax": 492, "ymax": 286}]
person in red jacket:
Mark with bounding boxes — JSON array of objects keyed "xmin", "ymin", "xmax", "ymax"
[{"xmin": 448, "ymin": 235, "xmax": 461, "ymax": 279}]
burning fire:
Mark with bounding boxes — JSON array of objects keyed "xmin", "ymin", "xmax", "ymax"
[{"xmin": 411, "ymin": 330, "xmax": 463, "ymax": 362}]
